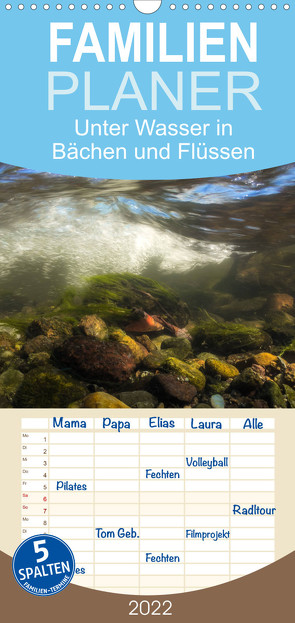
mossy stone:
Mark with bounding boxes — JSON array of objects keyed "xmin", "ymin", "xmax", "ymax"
[
  {"xmin": 161, "ymin": 337, "xmax": 192, "ymax": 360},
  {"xmin": 261, "ymin": 381, "xmax": 286, "ymax": 408},
  {"xmin": 283, "ymin": 384, "xmax": 295, "ymax": 408},
  {"xmin": 264, "ymin": 311, "xmax": 295, "ymax": 343},
  {"xmin": 205, "ymin": 358, "xmax": 239, "ymax": 380},
  {"xmin": 197, "ymin": 352, "xmax": 220, "ymax": 361},
  {"xmin": 250, "ymin": 353, "xmax": 279, "ymax": 367},
  {"xmin": 27, "ymin": 317, "xmax": 73, "ymax": 342},
  {"xmin": 82, "ymin": 392, "xmax": 129, "ymax": 409},
  {"xmin": 78, "ymin": 315, "xmax": 108, "ymax": 340},
  {"xmin": 283, "ymin": 365, "xmax": 295, "ymax": 389},
  {"xmin": 164, "ymin": 357, "xmax": 206, "ymax": 391},
  {"xmin": 281, "ymin": 341, "xmax": 295, "ymax": 363},
  {"xmin": 230, "ymin": 368, "xmax": 265, "ymax": 395},
  {"xmin": 0, "ymin": 332, "xmax": 16, "ymax": 350},
  {"xmin": 0, "ymin": 368, "xmax": 24, "ymax": 401},
  {"xmin": 110, "ymin": 329, "xmax": 148, "ymax": 363},
  {"xmin": 151, "ymin": 335, "xmax": 170, "ymax": 350},
  {"xmin": 27, "ymin": 352, "xmax": 51, "ymax": 368},
  {"xmin": 116, "ymin": 391, "xmax": 158, "ymax": 409},
  {"xmin": 143, "ymin": 351, "xmax": 170, "ymax": 371},
  {"xmin": 14, "ymin": 367, "xmax": 87, "ymax": 408},
  {"xmin": 191, "ymin": 321, "xmax": 271, "ymax": 355},
  {"xmin": 218, "ymin": 297, "xmax": 266, "ymax": 320},
  {"xmin": 205, "ymin": 378, "xmax": 229, "ymax": 396}
]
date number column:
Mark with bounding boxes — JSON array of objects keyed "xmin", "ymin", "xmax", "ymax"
[{"xmin": 21, "ymin": 417, "xmax": 49, "ymax": 541}]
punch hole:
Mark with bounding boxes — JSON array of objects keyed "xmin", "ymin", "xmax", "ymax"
[{"xmin": 134, "ymin": 1, "xmax": 162, "ymax": 13}]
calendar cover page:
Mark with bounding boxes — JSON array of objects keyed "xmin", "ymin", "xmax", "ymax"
[{"xmin": 0, "ymin": 2, "xmax": 294, "ymax": 621}]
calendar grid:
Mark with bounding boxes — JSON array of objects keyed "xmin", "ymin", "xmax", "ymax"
[{"xmin": 21, "ymin": 414, "xmax": 276, "ymax": 595}]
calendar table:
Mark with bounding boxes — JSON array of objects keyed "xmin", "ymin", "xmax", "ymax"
[{"xmin": 19, "ymin": 410, "xmax": 281, "ymax": 595}]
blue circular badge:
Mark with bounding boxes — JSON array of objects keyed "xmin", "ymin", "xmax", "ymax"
[{"xmin": 12, "ymin": 535, "xmax": 75, "ymax": 596}]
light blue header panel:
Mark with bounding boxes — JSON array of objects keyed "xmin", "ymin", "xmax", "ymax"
[{"xmin": 0, "ymin": 3, "xmax": 294, "ymax": 179}]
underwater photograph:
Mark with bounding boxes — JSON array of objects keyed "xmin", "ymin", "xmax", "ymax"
[{"xmin": 1, "ymin": 162, "xmax": 295, "ymax": 409}]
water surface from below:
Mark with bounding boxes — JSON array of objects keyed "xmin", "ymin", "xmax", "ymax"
[{"xmin": 0, "ymin": 162, "xmax": 295, "ymax": 310}]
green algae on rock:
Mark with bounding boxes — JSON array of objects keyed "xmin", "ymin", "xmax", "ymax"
[
  {"xmin": 229, "ymin": 368, "xmax": 265, "ymax": 395},
  {"xmin": 58, "ymin": 274, "xmax": 189, "ymax": 327},
  {"xmin": 109, "ymin": 328, "xmax": 148, "ymax": 363},
  {"xmin": 283, "ymin": 384, "xmax": 295, "ymax": 408},
  {"xmin": 281, "ymin": 340, "xmax": 295, "ymax": 363},
  {"xmin": 196, "ymin": 352, "xmax": 220, "ymax": 361},
  {"xmin": 0, "ymin": 368, "xmax": 24, "ymax": 402},
  {"xmin": 164, "ymin": 357, "xmax": 206, "ymax": 391},
  {"xmin": 143, "ymin": 351, "xmax": 170, "ymax": 371},
  {"xmin": 161, "ymin": 337, "xmax": 192, "ymax": 360},
  {"xmin": 14, "ymin": 367, "xmax": 87, "ymax": 408},
  {"xmin": 27, "ymin": 352, "xmax": 51, "ymax": 368},
  {"xmin": 250, "ymin": 353, "xmax": 279, "ymax": 367},
  {"xmin": 205, "ymin": 378, "xmax": 230, "ymax": 396},
  {"xmin": 205, "ymin": 358, "xmax": 239, "ymax": 380},
  {"xmin": 191, "ymin": 320, "xmax": 271, "ymax": 355},
  {"xmin": 261, "ymin": 381, "xmax": 286, "ymax": 408}
]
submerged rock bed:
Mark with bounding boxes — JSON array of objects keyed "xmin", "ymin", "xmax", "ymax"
[{"xmin": 1, "ymin": 273, "xmax": 295, "ymax": 409}]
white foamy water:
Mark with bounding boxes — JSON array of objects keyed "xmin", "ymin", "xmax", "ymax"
[
  {"xmin": 0, "ymin": 201, "xmax": 232, "ymax": 287},
  {"xmin": 1, "ymin": 162, "xmax": 294, "ymax": 308}
]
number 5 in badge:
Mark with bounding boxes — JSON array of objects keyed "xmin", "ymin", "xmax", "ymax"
[{"xmin": 33, "ymin": 539, "xmax": 49, "ymax": 563}]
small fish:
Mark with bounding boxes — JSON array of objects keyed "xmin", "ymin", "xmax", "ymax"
[{"xmin": 126, "ymin": 312, "xmax": 164, "ymax": 333}]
